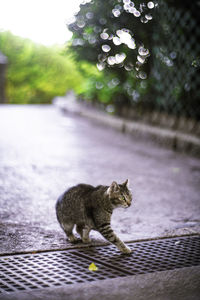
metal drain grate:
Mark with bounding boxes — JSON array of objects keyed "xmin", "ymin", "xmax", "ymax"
[
  {"xmin": 0, "ymin": 251, "xmax": 126, "ymax": 293},
  {"xmin": 0, "ymin": 236, "xmax": 199, "ymax": 294},
  {"xmin": 74, "ymin": 236, "xmax": 200, "ymax": 275}
]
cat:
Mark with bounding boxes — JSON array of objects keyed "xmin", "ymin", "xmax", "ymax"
[{"xmin": 56, "ymin": 179, "xmax": 132, "ymax": 254}]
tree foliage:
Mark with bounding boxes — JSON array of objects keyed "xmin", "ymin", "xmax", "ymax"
[
  {"xmin": 68, "ymin": 0, "xmax": 156, "ymax": 110},
  {"xmin": 0, "ymin": 31, "xmax": 84, "ymax": 104}
]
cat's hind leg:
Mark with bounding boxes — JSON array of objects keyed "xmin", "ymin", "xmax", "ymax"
[
  {"xmin": 76, "ymin": 225, "xmax": 91, "ymax": 243},
  {"xmin": 61, "ymin": 222, "xmax": 78, "ymax": 243},
  {"xmin": 82, "ymin": 226, "xmax": 91, "ymax": 243},
  {"xmin": 76, "ymin": 224, "xmax": 83, "ymax": 238}
]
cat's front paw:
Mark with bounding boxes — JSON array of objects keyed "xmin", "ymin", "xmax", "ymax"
[{"xmin": 121, "ymin": 246, "xmax": 132, "ymax": 254}]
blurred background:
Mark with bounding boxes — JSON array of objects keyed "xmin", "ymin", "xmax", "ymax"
[
  {"xmin": 0, "ymin": 0, "xmax": 200, "ymax": 255},
  {"xmin": 0, "ymin": 0, "xmax": 200, "ymax": 131}
]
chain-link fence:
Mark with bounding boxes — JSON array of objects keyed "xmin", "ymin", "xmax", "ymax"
[
  {"xmin": 102, "ymin": 1, "xmax": 200, "ymax": 130},
  {"xmin": 118, "ymin": 1, "xmax": 200, "ymax": 134},
  {"xmin": 151, "ymin": 0, "xmax": 200, "ymax": 120}
]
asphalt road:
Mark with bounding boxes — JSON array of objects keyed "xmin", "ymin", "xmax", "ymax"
[{"xmin": 0, "ymin": 104, "xmax": 200, "ymax": 254}]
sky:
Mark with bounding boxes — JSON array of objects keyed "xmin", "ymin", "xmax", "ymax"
[{"xmin": 0, "ymin": 0, "xmax": 83, "ymax": 45}]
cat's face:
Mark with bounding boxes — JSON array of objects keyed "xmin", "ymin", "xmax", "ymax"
[{"xmin": 107, "ymin": 179, "xmax": 132, "ymax": 208}]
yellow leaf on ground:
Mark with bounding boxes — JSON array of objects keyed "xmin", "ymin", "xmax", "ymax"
[{"xmin": 88, "ymin": 262, "xmax": 98, "ymax": 271}]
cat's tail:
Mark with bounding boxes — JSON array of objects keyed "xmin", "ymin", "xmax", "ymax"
[{"xmin": 55, "ymin": 194, "xmax": 63, "ymax": 223}]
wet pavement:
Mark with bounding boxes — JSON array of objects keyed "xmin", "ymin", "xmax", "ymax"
[{"xmin": 0, "ymin": 104, "xmax": 200, "ymax": 254}]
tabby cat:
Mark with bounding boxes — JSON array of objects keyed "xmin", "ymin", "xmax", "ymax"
[{"xmin": 56, "ymin": 179, "xmax": 132, "ymax": 254}]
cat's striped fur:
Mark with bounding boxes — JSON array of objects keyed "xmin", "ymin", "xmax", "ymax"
[{"xmin": 56, "ymin": 180, "xmax": 132, "ymax": 254}]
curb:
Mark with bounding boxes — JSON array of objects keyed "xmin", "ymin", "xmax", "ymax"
[{"xmin": 54, "ymin": 96, "xmax": 200, "ymax": 157}]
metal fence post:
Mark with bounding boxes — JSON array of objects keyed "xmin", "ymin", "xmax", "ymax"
[{"xmin": 0, "ymin": 51, "xmax": 8, "ymax": 103}]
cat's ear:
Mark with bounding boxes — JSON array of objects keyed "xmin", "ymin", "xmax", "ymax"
[
  {"xmin": 107, "ymin": 181, "xmax": 119, "ymax": 196},
  {"xmin": 122, "ymin": 179, "xmax": 129, "ymax": 187}
]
